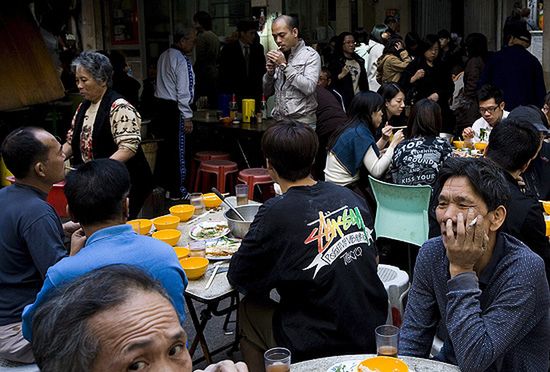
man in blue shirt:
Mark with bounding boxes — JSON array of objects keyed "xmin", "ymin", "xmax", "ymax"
[
  {"xmin": 22, "ymin": 159, "xmax": 188, "ymax": 341},
  {"xmin": 400, "ymin": 158, "xmax": 550, "ymax": 371},
  {"xmin": 0, "ymin": 127, "xmax": 73, "ymax": 363}
]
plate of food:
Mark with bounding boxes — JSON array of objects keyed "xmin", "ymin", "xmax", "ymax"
[
  {"xmin": 205, "ymin": 236, "xmax": 241, "ymax": 260},
  {"xmin": 326, "ymin": 360, "xmax": 361, "ymax": 372},
  {"xmin": 189, "ymin": 221, "xmax": 230, "ymax": 240}
]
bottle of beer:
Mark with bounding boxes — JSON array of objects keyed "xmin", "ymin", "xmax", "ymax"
[
  {"xmin": 229, "ymin": 94, "xmax": 238, "ymax": 121},
  {"xmin": 261, "ymin": 95, "xmax": 268, "ymax": 119}
]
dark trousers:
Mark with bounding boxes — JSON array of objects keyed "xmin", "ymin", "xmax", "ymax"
[{"xmin": 153, "ymin": 98, "xmax": 187, "ymax": 197}]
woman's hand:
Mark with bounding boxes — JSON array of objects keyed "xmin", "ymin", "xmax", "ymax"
[
  {"xmin": 427, "ymin": 92, "xmax": 439, "ymax": 102},
  {"xmin": 389, "ymin": 129, "xmax": 405, "ymax": 148},
  {"xmin": 381, "ymin": 125, "xmax": 393, "ymax": 141},
  {"xmin": 411, "ymin": 69, "xmax": 425, "ymax": 83},
  {"xmin": 338, "ymin": 65, "xmax": 350, "ymax": 80}
]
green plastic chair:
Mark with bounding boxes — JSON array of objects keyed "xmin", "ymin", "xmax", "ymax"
[{"xmin": 368, "ymin": 176, "xmax": 432, "ymax": 271}]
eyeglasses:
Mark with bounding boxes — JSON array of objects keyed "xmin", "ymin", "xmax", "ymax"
[{"xmin": 479, "ymin": 106, "xmax": 500, "ymax": 114}]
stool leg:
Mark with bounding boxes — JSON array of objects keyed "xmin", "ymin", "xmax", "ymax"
[
  {"xmin": 194, "ymin": 169, "xmax": 201, "ymax": 193},
  {"xmin": 218, "ymin": 169, "xmax": 226, "ymax": 193},
  {"xmin": 247, "ymin": 177, "xmax": 254, "ymax": 201}
]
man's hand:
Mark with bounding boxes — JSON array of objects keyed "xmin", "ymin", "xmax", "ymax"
[
  {"xmin": 195, "ymin": 360, "xmax": 248, "ymax": 372},
  {"xmin": 69, "ymin": 228, "xmax": 87, "ymax": 256},
  {"xmin": 462, "ymin": 127, "xmax": 474, "ymax": 139},
  {"xmin": 62, "ymin": 221, "xmax": 80, "ymax": 237},
  {"xmin": 443, "ymin": 209, "xmax": 489, "ymax": 277},
  {"xmin": 184, "ymin": 118, "xmax": 193, "ymax": 134},
  {"xmin": 266, "ymin": 50, "xmax": 286, "ymax": 66}
]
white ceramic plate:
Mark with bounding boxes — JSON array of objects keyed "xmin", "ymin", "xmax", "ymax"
[
  {"xmin": 189, "ymin": 221, "xmax": 230, "ymax": 240},
  {"xmin": 326, "ymin": 360, "xmax": 361, "ymax": 372},
  {"xmin": 204, "ymin": 237, "xmax": 241, "ymax": 260}
]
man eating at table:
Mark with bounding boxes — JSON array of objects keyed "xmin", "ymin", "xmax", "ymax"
[
  {"xmin": 399, "ymin": 157, "xmax": 550, "ymax": 371},
  {"xmin": 461, "ymin": 84, "xmax": 509, "ymax": 142},
  {"xmin": 21, "ymin": 158, "xmax": 187, "ymax": 341},
  {"xmin": 228, "ymin": 121, "xmax": 388, "ymax": 370}
]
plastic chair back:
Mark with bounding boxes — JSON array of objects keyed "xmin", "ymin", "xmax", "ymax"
[{"xmin": 368, "ymin": 176, "xmax": 432, "ymax": 247}]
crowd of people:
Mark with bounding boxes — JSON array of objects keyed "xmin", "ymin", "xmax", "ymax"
[{"xmin": 1, "ymin": 6, "xmax": 550, "ymax": 372}]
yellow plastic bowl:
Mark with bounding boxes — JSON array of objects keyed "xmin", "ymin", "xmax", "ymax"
[
  {"xmin": 546, "ymin": 219, "xmax": 550, "ymax": 237},
  {"xmin": 203, "ymin": 193, "xmax": 222, "ymax": 208},
  {"xmin": 173, "ymin": 246, "xmax": 190, "ymax": 259},
  {"xmin": 152, "ymin": 229, "xmax": 181, "ymax": 246},
  {"xmin": 169, "ymin": 204, "xmax": 195, "ymax": 221},
  {"xmin": 452, "ymin": 140, "xmax": 464, "ymax": 149},
  {"xmin": 474, "ymin": 142, "xmax": 488, "ymax": 151},
  {"xmin": 153, "ymin": 215, "xmax": 180, "ymax": 230},
  {"xmin": 357, "ymin": 356, "xmax": 409, "ymax": 372},
  {"xmin": 126, "ymin": 219, "xmax": 152, "ymax": 235},
  {"xmin": 541, "ymin": 201, "xmax": 550, "ymax": 215},
  {"xmin": 179, "ymin": 257, "xmax": 209, "ymax": 280}
]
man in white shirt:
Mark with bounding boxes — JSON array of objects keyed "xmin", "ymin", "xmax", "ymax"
[
  {"xmin": 462, "ymin": 84, "xmax": 509, "ymax": 142},
  {"xmin": 154, "ymin": 28, "xmax": 196, "ymax": 199}
]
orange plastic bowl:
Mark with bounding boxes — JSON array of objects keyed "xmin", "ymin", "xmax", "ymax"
[
  {"xmin": 169, "ymin": 204, "xmax": 195, "ymax": 221},
  {"xmin": 126, "ymin": 219, "xmax": 152, "ymax": 235},
  {"xmin": 179, "ymin": 257, "xmax": 209, "ymax": 280},
  {"xmin": 152, "ymin": 229, "xmax": 181, "ymax": 246},
  {"xmin": 541, "ymin": 200, "xmax": 550, "ymax": 215},
  {"xmin": 357, "ymin": 356, "xmax": 409, "ymax": 372},
  {"xmin": 452, "ymin": 140, "xmax": 464, "ymax": 149},
  {"xmin": 173, "ymin": 246, "xmax": 190, "ymax": 259},
  {"xmin": 474, "ymin": 142, "xmax": 488, "ymax": 151},
  {"xmin": 546, "ymin": 219, "xmax": 550, "ymax": 237},
  {"xmin": 203, "ymin": 193, "xmax": 222, "ymax": 208},
  {"xmin": 153, "ymin": 215, "xmax": 180, "ymax": 230}
]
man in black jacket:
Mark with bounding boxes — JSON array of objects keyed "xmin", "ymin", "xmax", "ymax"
[
  {"xmin": 486, "ymin": 118, "xmax": 550, "ymax": 283},
  {"xmin": 218, "ymin": 20, "xmax": 266, "ymax": 108}
]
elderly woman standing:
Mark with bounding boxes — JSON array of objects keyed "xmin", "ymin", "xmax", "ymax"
[{"xmin": 62, "ymin": 51, "xmax": 153, "ymax": 219}]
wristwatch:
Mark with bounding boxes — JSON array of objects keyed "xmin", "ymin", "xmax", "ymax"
[{"xmin": 279, "ymin": 62, "xmax": 287, "ymax": 70}]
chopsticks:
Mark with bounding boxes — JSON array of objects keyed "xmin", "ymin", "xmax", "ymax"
[
  {"xmin": 391, "ymin": 126, "xmax": 407, "ymax": 130},
  {"xmin": 204, "ymin": 262, "xmax": 223, "ymax": 289}
]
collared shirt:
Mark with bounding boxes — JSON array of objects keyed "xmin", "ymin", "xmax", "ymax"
[
  {"xmin": 262, "ymin": 39, "xmax": 321, "ymax": 125},
  {"xmin": 22, "ymin": 224, "xmax": 188, "ymax": 341},
  {"xmin": 155, "ymin": 47, "xmax": 195, "ymax": 119},
  {"xmin": 400, "ymin": 233, "xmax": 550, "ymax": 372}
]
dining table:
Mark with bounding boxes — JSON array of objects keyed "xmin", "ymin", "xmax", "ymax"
[{"xmin": 291, "ymin": 354, "xmax": 460, "ymax": 371}]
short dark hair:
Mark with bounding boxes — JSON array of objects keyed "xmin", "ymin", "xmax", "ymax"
[
  {"xmin": 273, "ymin": 14, "xmax": 299, "ymax": 30},
  {"xmin": 193, "ymin": 11, "xmax": 213, "ymax": 30},
  {"xmin": 477, "ymin": 84, "xmax": 504, "ymax": 104},
  {"xmin": 1, "ymin": 127, "xmax": 49, "ymax": 179},
  {"xmin": 261, "ymin": 121, "xmax": 318, "ymax": 182},
  {"xmin": 32, "ymin": 265, "xmax": 169, "ymax": 372},
  {"xmin": 406, "ymin": 98, "xmax": 442, "ymax": 138},
  {"xmin": 64, "ymin": 159, "xmax": 130, "ymax": 225},
  {"xmin": 384, "ymin": 16, "xmax": 398, "ymax": 26},
  {"xmin": 486, "ymin": 118, "xmax": 542, "ymax": 172},
  {"xmin": 434, "ymin": 158, "xmax": 510, "ymax": 212},
  {"xmin": 465, "ymin": 33, "xmax": 488, "ymax": 59},
  {"xmin": 237, "ymin": 20, "xmax": 258, "ymax": 33},
  {"xmin": 320, "ymin": 66, "xmax": 332, "ymax": 80},
  {"xmin": 437, "ymin": 29, "xmax": 451, "ymax": 40}
]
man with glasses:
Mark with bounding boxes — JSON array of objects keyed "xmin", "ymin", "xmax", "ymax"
[{"xmin": 462, "ymin": 84, "xmax": 509, "ymax": 142}]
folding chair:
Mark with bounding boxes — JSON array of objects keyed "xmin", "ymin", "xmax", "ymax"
[{"xmin": 368, "ymin": 176, "xmax": 432, "ymax": 274}]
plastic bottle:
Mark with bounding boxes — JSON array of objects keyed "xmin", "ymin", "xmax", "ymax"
[
  {"xmin": 261, "ymin": 95, "xmax": 268, "ymax": 119},
  {"xmin": 229, "ymin": 94, "xmax": 238, "ymax": 121}
]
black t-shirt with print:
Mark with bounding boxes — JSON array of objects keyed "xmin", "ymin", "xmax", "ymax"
[
  {"xmin": 228, "ymin": 181, "xmax": 388, "ymax": 362},
  {"xmin": 390, "ymin": 136, "xmax": 452, "ymax": 186}
]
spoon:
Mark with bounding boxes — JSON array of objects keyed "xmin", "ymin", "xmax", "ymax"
[{"xmin": 211, "ymin": 187, "xmax": 247, "ymax": 221}]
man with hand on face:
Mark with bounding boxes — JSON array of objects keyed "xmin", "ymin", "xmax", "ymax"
[
  {"xmin": 399, "ymin": 158, "xmax": 550, "ymax": 371},
  {"xmin": 31, "ymin": 265, "xmax": 247, "ymax": 372},
  {"xmin": 263, "ymin": 15, "xmax": 321, "ymax": 127}
]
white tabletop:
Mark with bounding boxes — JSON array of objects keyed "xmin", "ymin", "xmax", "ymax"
[{"xmin": 291, "ymin": 354, "xmax": 460, "ymax": 371}]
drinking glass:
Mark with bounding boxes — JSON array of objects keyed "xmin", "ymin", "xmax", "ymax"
[
  {"xmin": 264, "ymin": 347, "xmax": 291, "ymax": 372},
  {"xmin": 189, "ymin": 240, "xmax": 206, "ymax": 258},
  {"xmin": 375, "ymin": 324, "xmax": 399, "ymax": 357},
  {"xmin": 235, "ymin": 184, "xmax": 249, "ymax": 206},
  {"xmin": 189, "ymin": 193, "xmax": 205, "ymax": 216}
]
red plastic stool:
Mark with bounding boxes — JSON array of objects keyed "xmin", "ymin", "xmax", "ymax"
[
  {"xmin": 237, "ymin": 168, "xmax": 273, "ymax": 200},
  {"xmin": 194, "ymin": 160, "xmax": 238, "ymax": 193},
  {"xmin": 6, "ymin": 176, "xmax": 68, "ymax": 217},
  {"xmin": 189, "ymin": 151, "xmax": 231, "ymax": 190}
]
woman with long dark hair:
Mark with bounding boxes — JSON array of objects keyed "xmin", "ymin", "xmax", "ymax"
[
  {"xmin": 325, "ymin": 91, "xmax": 404, "ymax": 204},
  {"xmin": 376, "ymin": 37, "xmax": 412, "ymax": 85},
  {"xmin": 328, "ymin": 32, "xmax": 369, "ymax": 111},
  {"xmin": 377, "ymin": 83, "xmax": 406, "ymax": 127},
  {"xmin": 399, "ymin": 34, "xmax": 455, "ymax": 133},
  {"xmin": 390, "ymin": 98, "xmax": 452, "ymax": 186}
]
